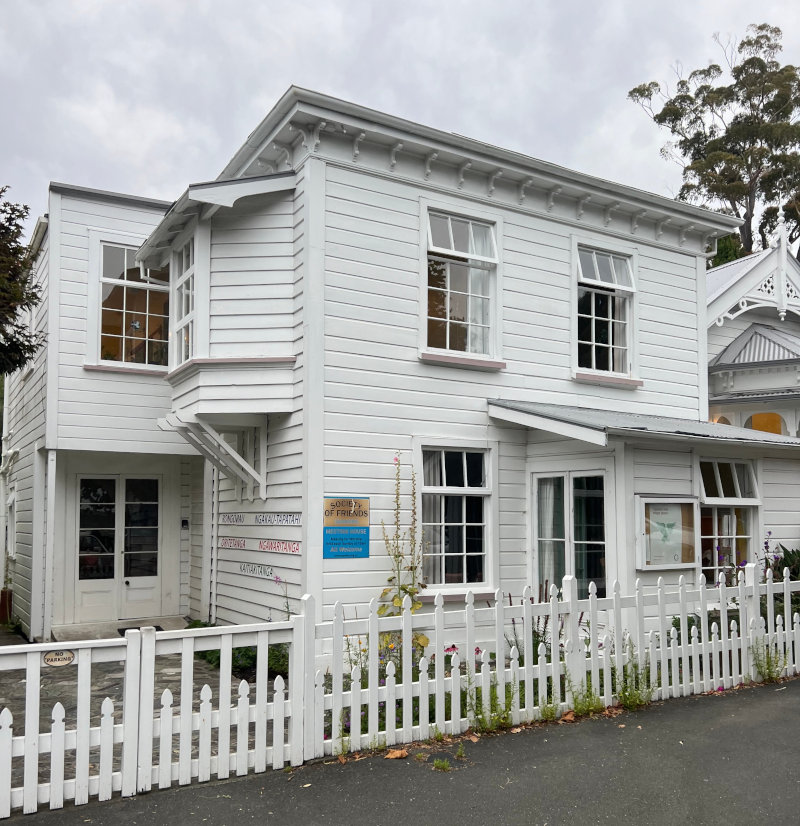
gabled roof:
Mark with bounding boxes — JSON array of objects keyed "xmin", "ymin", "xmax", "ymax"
[
  {"xmin": 707, "ymin": 220, "xmax": 800, "ymax": 326},
  {"xmin": 711, "ymin": 323, "xmax": 800, "ymax": 368}
]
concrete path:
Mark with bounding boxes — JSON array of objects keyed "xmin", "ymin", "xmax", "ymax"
[{"xmin": 10, "ymin": 678, "xmax": 800, "ymax": 825}]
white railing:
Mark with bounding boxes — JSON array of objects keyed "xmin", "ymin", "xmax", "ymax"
[{"xmin": 1, "ymin": 564, "xmax": 799, "ymax": 816}]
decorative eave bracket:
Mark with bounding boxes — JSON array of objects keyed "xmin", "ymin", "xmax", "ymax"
[{"xmin": 159, "ymin": 412, "xmax": 267, "ymax": 500}]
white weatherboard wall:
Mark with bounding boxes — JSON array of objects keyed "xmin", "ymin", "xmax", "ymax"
[
  {"xmin": 318, "ymin": 156, "xmax": 706, "ymax": 620},
  {"xmin": 5, "ymin": 232, "xmax": 50, "ymax": 638},
  {"xmin": 761, "ymin": 457, "xmax": 800, "ymax": 551},
  {"xmin": 55, "ymin": 192, "xmax": 190, "ymax": 454}
]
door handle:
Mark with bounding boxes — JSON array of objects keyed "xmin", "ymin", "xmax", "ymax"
[{"xmin": 125, "ymin": 580, "xmax": 130, "ymax": 586}]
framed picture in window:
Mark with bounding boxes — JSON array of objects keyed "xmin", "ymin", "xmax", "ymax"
[{"xmin": 637, "ymin": 498, "xmax": 697, "ymax": 569}]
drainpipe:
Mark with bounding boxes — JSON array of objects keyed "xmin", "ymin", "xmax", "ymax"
[{"xmin": 0, "ymin": 381, "xmax": 15, "ymax": 591}]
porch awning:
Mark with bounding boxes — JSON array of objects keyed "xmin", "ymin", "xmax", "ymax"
[{"xmin": 487, "ymin": 399, "xmax": 800, "ymax": 449}]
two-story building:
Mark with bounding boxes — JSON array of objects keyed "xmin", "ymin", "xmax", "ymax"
[{"xmin": 6, "ymin": 87, "xmax": 800, "ymax": 641}]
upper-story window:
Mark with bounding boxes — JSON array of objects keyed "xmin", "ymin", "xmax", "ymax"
[
  {"xmin": 426, "ymin": 212, "xmax": 497, "ymax": 356},
  {"xmin": 577, "ymin": 247, "xmax": 634, "ymax": 374},
  {"xmin": 100, "ymin": 244, "xmax": 169, "ymax": 366},
  {"xmin": 174, "ymin": 239, "xmax": 195, "ymax": 365}
]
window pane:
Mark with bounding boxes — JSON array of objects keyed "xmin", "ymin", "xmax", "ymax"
[
  {"xmin": 444, "ymin": 452, "xmax": 464, "ymax": 487},
  {"xmin": 124, "ymin": 338, "xmax": 147, "ymax": 364},
  {"xmin": 736, "ymin": 464, "xmax": 755, "ymax": 498},
  {"xmin": 465, "ymin": 452, "xmax": 484, "ymax": 487},
  {"xmin": 101, "ymin": 282, "xmax": 124, "ymax": 311},
  {"xmin": 429, "ymin": 214, "xmax": 450, "ymax": 249},
  {"xmin": 469, "ymin": 296, "xmax": 489, "ymax": 326},
  {"xmin": 465, "ymin": 496, "xmax": 483, "ymax": 523},
  {"xmin": 449, "ymin": 322, "xmax": 467, "ymax": 351},
  {"xmin": 449, "ymin": 292, "xmax": 467, "ymax": 323},
  {"xmin": 538, "ymin": 540, "xmax": 565, "ymax": 595},
  {"xmin": 148, "ymin": 290, "xmax": 169, "ymax": 315},
  {"xmin": 466, "ymin": 554, "xmax": 484, "ymax": 583},
  {"xmin": 470, "ymin": 223, "xmax": 494, "ymax": 258},
  {"xmin": 422, "ymin": 493, "xmax": 440, "ymax": 523},
  {"xmin": 444, "ymin": 524, "xmax": 463, "ymax": 555},
  {"xmin": 538, "ymin": 477, "xmax": 565, "ymax": 539},
  {"xmin": 80, "ymin": 552, "xmax": 114, "ymax": 580},
  {"xmin": 102, "ymin": 245, "xmax": 126, "ymax": 280},
  {"xmin": 428, "ymin": 259, "xmax": 446, "ymax": 290},
  {"xmin": 578, "ymin": 342, "xmax": 593, "ymax": 369},
  {"xmin": 427, "ymin": 319, "xmax": 447, "ymax": 349},
  {"xmin": 594, "ymin": 292, "xmax": 610, "ymax": 319},
  {"xmin": 596, "ymin": 253, "xmax": 615, "ymax": 284},
  {"xmin": 613, "ymin": 256, "xmax": 632, "ymax": 288},
  {"xmin": 444, "ymin": 495, "xmax": 462, "ymax": 523},
  {"xmin": 578, "ymin": 249, "xmax": 596, "ymax": 282},
  {"xmin": 81, "ymin": 478, "xmax": 115, "ymax": 504},
  {"xmin": 147, "ymin": 266, "xmax": 169, "ymax": 287},
  {"xmin": 575, "ymin": 543, "xmax": 605, "ymax": 598},
  {"xmin": 700, "ymin": 462, "xmax": 719, "ymax": 498},
  {"xmin": 422, "ymin": 452, "xmax": 442, "ymax": 486},
  {"xmin": 469, "ymin": 267, "xmax": 489, "ymax": 297},
  {"xmin": 451, "ymin": 219, "xmax": 470, "ymax": 254},
  {"xmin": 127, "ymin": 478, "xmax": 158, "ymax": 502},
  {"xmin": 100, "ymin": 336, "xmax": 122, "ymax": 361},
  {"xmin": 444, "ymin": 554, "xmax": 464, "ymax": 583},
  {"xmin": 101, "ymin": 308, "xmax": 123, "ymax": 337},
  {"xmin": 428, "ymin": 288, "xmax": 446, "ymax": 319},
  {"xmin": 124, "ymin": 552, "xmax": 158, "ymax": 577},
  {"xmin": 449, "ymin": 263, "xmax": 468, "ymax": 294},
  {"xmin": 468, "ymin": 326, "xmax": 488, "ymax": 354},
  {"xmin": 718, "ymin": 462, "xmax": 737, "ymax": 498}
]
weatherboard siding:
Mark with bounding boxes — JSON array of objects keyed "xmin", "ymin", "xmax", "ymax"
[
  {"xmin": 5, "ymin": 234, "xmax": 51, "ymax": 637},
  {"xmin": 761, "ymin": 457, "xmax": 800, "ymax": 551},
  {"xmin": 55, "ymin": 193, "xmax": 188, "ymax": 453}
]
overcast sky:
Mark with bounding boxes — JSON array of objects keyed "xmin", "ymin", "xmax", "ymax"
[{"xmin": 2, "ymin": 0, "xmax": 798, "ymax": 237}]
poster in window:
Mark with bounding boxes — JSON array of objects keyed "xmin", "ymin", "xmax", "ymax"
[{"xmin": 645, "ymin": 502, "xmax": 695, "ymax": 566}]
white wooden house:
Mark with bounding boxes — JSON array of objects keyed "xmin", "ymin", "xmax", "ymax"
[{"xmin": 6, "ymin": 87, "xmax": 800, "ymax": 641}]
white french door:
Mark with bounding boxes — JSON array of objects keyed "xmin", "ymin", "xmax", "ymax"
[
  {"xmin": 533, "ymin": 471, "xmax": 607, "ymax": 599},
  {"xmin": 76, "ymin": 475, "xmax": 162, "ymax": 621}
]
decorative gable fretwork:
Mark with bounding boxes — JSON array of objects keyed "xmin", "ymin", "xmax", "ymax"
[{"xmin": 714, "ymin": 271, "xmax": 800, "ymax": 326}]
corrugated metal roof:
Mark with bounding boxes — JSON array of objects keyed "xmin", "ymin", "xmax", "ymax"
[
  {"xmin": 711, "ymin": 323, "xmax": 800, "ymax": 367},
  {"xmin": 488, "ymin": 399, "xmax": 800, "ymax": 447}
]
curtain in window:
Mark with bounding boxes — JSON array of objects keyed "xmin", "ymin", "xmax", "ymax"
[{"xmin": 537, "ymin": 477, "xmax": 565, "ymax": 596}]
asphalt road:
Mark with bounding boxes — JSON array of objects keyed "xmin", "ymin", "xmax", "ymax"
[{"xmin": 12, "ymin": 679, "xmax": 800, "ymax": 825}]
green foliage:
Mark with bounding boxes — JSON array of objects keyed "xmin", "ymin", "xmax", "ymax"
[
  {"xmin": 613, "ymin": 643, "xmax": 654, "ymax": 710},
  {"xmin": 454, "ymin": 741, "xmax": 465, "ymax": 759},
  {"xmin": 540, "ymin": 702, "xmax": 557, "ymax": 722},
  {"xmin": 0, "ymin": 187, "xmax": 45, "ymax": 374},
  {"xmin": 377, "ymin": 454, "xmax": 428, "ymax": 656},
  {"xmin": 430, "ymin": 726, "xmax": 445, "ymax": 743},
  {"xmin": 670, "ymin": 614, "xmax": 698, "ymax": 645},
  {"xmin": 750, "ymin": 638, "xmax": 787, "ymax": 682},
  {"xmin": 186, "ymin": 620, "xmax": 290, "ymax": 679},
  {"xmin": 709, "ymin": 233, "xmax": 743, "ymax": 267},
  {"xmin": 432, "ymin": 758, "xmax": 451, "ymax": 772},
  {"xmin": 568, "ymin": 675, "xmax": 605, "ymax": 717},
  {"xmin": 466, "ymin": 675, "xmax": 515, "ymax": 733},
  {"xmin": 629, "ymin": 24, "xmax": 800, "ymax": 258}
]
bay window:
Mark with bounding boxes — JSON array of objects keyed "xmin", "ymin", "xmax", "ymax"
[{"xmin": 174, "ymin": 239, "xmax": 195, "ymax": 365}]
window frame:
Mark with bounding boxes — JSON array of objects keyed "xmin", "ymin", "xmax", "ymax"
[
  {"xmin": 532, "ymin": 468, "xmax": 609, "ymax": 599},
  {"xmin": 698, "ymin": 459, "xmax": 760, "ymax": 507},
  {"xmin": 419, "ymin": 199, "xmax": 504, "ymax": 366},
  {"xmin": 86, "ymin": 229, "xmax": 170, "ymax": 372},
  {"xmin": 570, "ymin": 234, "xmax": 639, "ymax": 381},
  {"xmin": 173, "ymin": 237, "xmax": 196, "ymax": 367},
  {"xmin": 635, "ymin": 496, "xmax": 699, "ymax": 571}
]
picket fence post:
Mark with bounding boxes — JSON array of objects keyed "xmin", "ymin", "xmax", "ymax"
[
  {"xmin": 121, "ymin": 629, "xmax": 142, "ymax": 798},
  {"xmin": 561, "ymin": 576, "xmax": 583, "ymax": 702},
  {"xmin": 298, "ymin": 594, "xmax": 316, "ymax": 764}
]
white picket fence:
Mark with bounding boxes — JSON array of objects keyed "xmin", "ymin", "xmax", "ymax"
[{"xmin": 1, "ymin": 564, "xmax": 799, "ymax": 816}]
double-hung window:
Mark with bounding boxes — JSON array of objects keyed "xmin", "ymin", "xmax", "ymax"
[
  {"xmin": 100, "ymin": 244, "xmax": 169, "ymax": 366},
  {"xmin": 426, "ymin": 212, "xmax": 497, "ymax": 356},
  {"xmin": 535, "ymin": 473, "xmax": 606, "ymax": 599},
  {"xmin": 577, "ymin": 247, "xmax": 634, "ymax": 374},
  {"xmin": 699, "ymin": 460, "xmax": 759, "ymax": 585},
  {"xmin": 174, "ymin": 239, "xmax": 195, "ymax": 365},
  {"xmin": 422, "ymin": 449, "xmax": 489, "ymax": 586}
]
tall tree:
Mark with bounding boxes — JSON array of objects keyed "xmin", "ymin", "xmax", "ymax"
[
  {"xmin": 0, "ymin": 187, "xmax": 44, "ymax": 373},
  {"xmin": 629, "ymin": 23, "xmax": 800, "ymax": 260}
]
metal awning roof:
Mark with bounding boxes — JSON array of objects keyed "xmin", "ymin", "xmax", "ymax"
[{"xmin": 487, "ymin": 399, "xmax": 800, "ymax": 448}]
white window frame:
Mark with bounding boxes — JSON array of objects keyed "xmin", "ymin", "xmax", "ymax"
[
  {"xmin": 414, "ymin": 437, "xmax": 498, "ymax": 593},
  {"xmin": 532, "ymin": 468, "xmax": 609, "ymax": 599},
  {"xmin": 419, "ymin": 199, "xmax": 504, "ymax": 366},
  {"xmin": 173, "ymin": 237, "xmax": 196, "ymax": 366},
  {"xmin": 571, "ymin": 234, "xmax": 638, "ymax": 380},
  {"xmin": 635, "ymin": 496, "xmax": 699, "ymax": 570},
  {"xmin": 86, "ymin": 229, "xmax": 170, "ymax": 371}
]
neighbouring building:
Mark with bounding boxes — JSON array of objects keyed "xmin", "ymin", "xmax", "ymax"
[{"xmin": 5, "ymin": 87, "xmax": 800, "ymax": 641}]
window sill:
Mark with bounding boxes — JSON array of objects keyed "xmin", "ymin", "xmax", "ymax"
[
  {"xmin": 84, "ymin": 363, "xmax": 169, "ymax": 377},
  {"xmin": 420, "ymin": 351, "xmax": 506, "ymax": 371},
  {"xmin": 636, "ymin": 563, "xmax": 697, "ymax": 572},
  {"xmin": 573, "ymin": 371, "xmax": 642, "ymax": 389},
  {"xmin": 420, "ymin": 589, "xmax": 497, "ymax": 604}
]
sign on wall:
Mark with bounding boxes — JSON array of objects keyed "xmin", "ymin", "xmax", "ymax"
[{"xmin": 323, "ymin": 497, "xmax": 370, "ymax": 559}]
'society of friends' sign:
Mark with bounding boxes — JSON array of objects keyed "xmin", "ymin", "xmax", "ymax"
[{"xmin": 323, "ymin": 497, "xmax": 370, "ymax": 559}]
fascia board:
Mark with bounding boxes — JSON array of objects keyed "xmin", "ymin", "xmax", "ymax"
[
  {"xmin": 707, "ymin": 251, "xmax": 781, "ymax": 323},
  {"xmin": 220, "ymin": 87, "xmax": 741, "ymax": 234},
  {"xmin": 487, "ymin": 402, "xmax": 608, "ymax": 447}
]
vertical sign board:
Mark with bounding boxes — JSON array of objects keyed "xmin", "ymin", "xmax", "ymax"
[{"xmin": 323, "ymin": 497, "xmax": 370, "ymax": 559}]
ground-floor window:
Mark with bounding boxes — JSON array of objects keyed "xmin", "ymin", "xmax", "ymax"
[
  {"xmin": 79, "ymin": 477, "xmax": 160, "ymax": 580},
  {"xmin": 536, "ymin": 473, "xmax": 606, "ymax": 599},
  {"xmin": 421, "ymin": 449, "xmax": 488, "ymax": 586},
  {"xmin": 700, "ymin": 506, "xmax": 751, "ymax": 585}
]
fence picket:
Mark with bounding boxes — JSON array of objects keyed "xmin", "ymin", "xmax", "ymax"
[
  {"xmin": 198, "ymin": 685, "xmax": 212, "ymax": 782},
  {"xmin": 602, "ymin": 634, "xmax": 612, "ymax": 707},
  {"xmin": 158, "ymin": 689, "xmax": 173, "ymax": 790},
  {"xmin": 480, "ymin": 649, "xmax": 491, "ymax": 721},
  {"xmin": 272, "ymin": 676, "xmax": 285, "ymax": 770},
  {"xmin": 464, "ymin": 593, "xmax": 476, "ymax": 723},
  {"xmin": 522, "ymin": 586, "xmax": 534, "ymax": 721},
  {"xmin": 634, "ymin": 579, "xmax": 645, "ymax": 673},
  {"xmin": 669, "ymin": 628, "xmax": 679, "ymax": 698},
  {"xmin": 493, "ymin": 589, "xmax": 505, "ymax": 717},
  {"xmin": 794, "ymin": 614, "xmax": 800, "ymax": 678},
  {"xmin": 75, "ymin": 647, "xmax": 92, "ymax": 804},
  {"xmin": 332, "ymin": 603, "xmax": 344, "ymax": 751},
  {"xmin": 730, "ymin": 621, "xmax": 740, "ymax": 685},
  {"xmin": 49, "ymin": 703, "xmax": 65, "ymax": 810},
  {"xmin": 510, "ymin": 646, "xmax": 520, "ymax": 725},
  {"xmin": 401, "ymin": 596, "xmax": 413, "ymax": 744},
  {"xmin": 647, "ymin": 630, "xmax": 657, "ymax": 698},
  {"xmin": 450, "ymin": 654, "xmax": 462, "ymax": 734},
  {"xmin": 178, "ymin": 636, "xmax": 194, "ymax": 785},
  {"xmin": 656, "ymin": 578, "xmax": 668, "ymax": 700},
  {"xmin": 350, "ymin": 666, "xmax": 362, "ymax": 753},
  {"xmin": 22, "ymin": 650, "xmax": 40, "ymax": 814},
  {"xmin": 718, "ymin": 575, "xmax": 731, "ymax": 690},
  {"xmin": 418, "ymin": 658, "xmax": 429, "ymax": 741},
  {"xmin": 235, "ymin": 681, "xmax": 249, "ymax": 776},
  {"xmin": 435, "ymin": 592, "xmax": 446, "ymax": 731},
  {"xmin": 766, "ymin": 569, "xmax": 775, "ymax": 639},
  {"xmin": 699, "ymin": 576, "xmax": 711, "ymax": 693},
  {"xmin": 314, "ymin": 671, "xmax": 324, "ymax": 757},
  {"xmin": 690, "ymin": 626, "xmax": 701, "ymax": 695},
  {"xmin": 776, "ymin": 616, "xmax": 786, "ymax": 679},
  {"xmin": 678, "ymin": 577, "xmax": 690, "ymax": 697},
  {"xmin": 98, "ymin": 697, "xmax": 114, "ymax": 802},
  {"xmin": 217, "ymin": 635, "xmax": 232, "ymax": 780},
  {"xmin": 589, "ymin": 582, "xmax": 600, "ymax": 700},
  {"xmin": 254, "ymin": 630, "xmax": 269, "ymax": 773},
  {"xmin": 784, "ymin": 573, "xmax": 793, "ymax": 674},
  {"xmin": 121, "ymin": 629, "xmax": 141, "ymax": 797},
  {"xmin": 711, "ymin": 623, "xmax": 720, "ymax": 690},
  {"xmin": 368, "ymin": 598, "xmax": 379, "ymax": 745},
  {"xmin": 385, "ymin": 662, "xmax": 396, "ymax": 745},
  {"xmin": 0, "ymin": 709, "xmax": 10, "ymax": 819}
]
